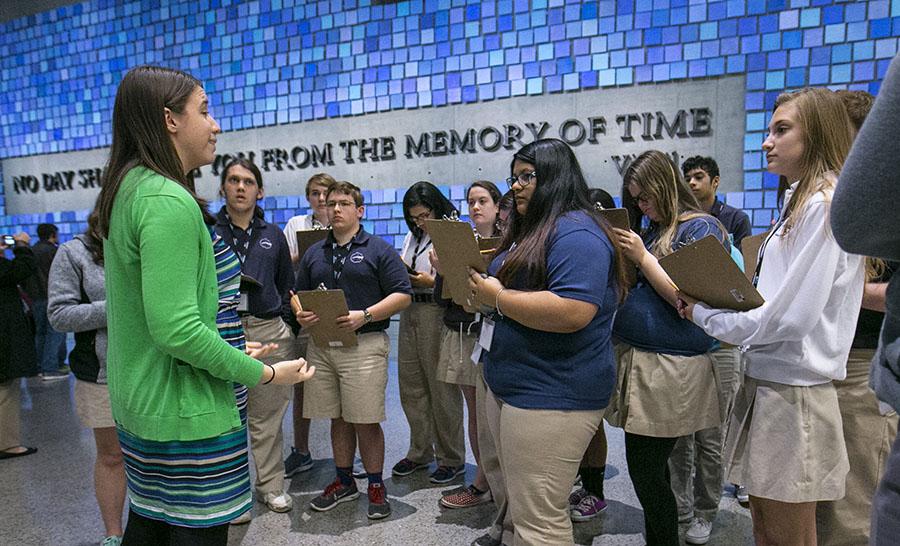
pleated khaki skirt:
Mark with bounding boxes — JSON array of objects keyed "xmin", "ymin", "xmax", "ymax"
[
  {"xmin": 724, "ymin": 376, "xmax": 849, "ymax": 503},
  {"xmin": 606, "ymin": 343, "xmax": 721, "ymax": 438}
]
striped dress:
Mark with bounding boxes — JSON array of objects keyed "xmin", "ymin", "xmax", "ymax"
[{"xmin": 117, "ymin": 230, "xmax": 252, "ymax": 527}]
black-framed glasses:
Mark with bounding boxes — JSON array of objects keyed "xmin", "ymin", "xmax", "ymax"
[{"xmin": 505, "ymin": 171, "xmax": 537, "ymax": 190}]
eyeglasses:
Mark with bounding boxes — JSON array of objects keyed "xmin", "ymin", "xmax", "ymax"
[
  {"xmin": 410, "ymin": 209, "xmax": 433, "ymax": 223},
  {"xmin": 505, "ymin": 171, "xmax": 537, "ymax": 190},
  {"xmin": 634, "ymin": 193, "xmax": 651, "ymax": 205},
  {"xmin": 326, "ymin": 200, "xmax": 357, "ymax": 209}
]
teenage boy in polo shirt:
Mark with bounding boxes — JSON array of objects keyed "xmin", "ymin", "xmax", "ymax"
[
  {"xmin": 294, "ymin": 181, "xmax": 412, "ymax": 519},
  {"xmin": 215, "ymin": 159, "xmax": 298, "ymax": 521},
  {"xmin": 682, "ymin": 156, "xmax": 751, "ymax": 250}
]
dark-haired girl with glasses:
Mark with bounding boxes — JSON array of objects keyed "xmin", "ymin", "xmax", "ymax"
[
  {"xmin": 392, "ymin": 181, "xmax": 467, "ymax": 484},
  {"xmin": 468, "ymin": 138, "xmax": 627, "ymax": 544}
]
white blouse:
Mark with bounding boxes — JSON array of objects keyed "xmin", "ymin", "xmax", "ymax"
[{"xmin": 692, "ymin": 182, "xmax": 865, "ymax": 386}]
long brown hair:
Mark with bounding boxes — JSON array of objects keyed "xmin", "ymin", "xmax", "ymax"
[
  {"xmin": 772, "ymin": 88, "xmax": 853, "ymax": 239},
  {"xmin": 96, "ymin": 65, "xmax": 214, "ymax": 238},
  {"xmin": 496, "ymin": 138, "xmax": 628, "ymax": 303},
  {"xmin": 623, "ymin": 150, "xmax": 715, "ymax": 258},
  {"xmin": 83, "ymin": 208, "xmax": 104, "ymax": 265}
]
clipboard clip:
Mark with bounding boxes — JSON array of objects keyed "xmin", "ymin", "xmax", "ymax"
[
  {"xmin": 594, "ymin": 202, "xmax": 606, "ymax": 211},
  {"xmin": 316, "ymin": 283, "xmax": 328, "ymax": 291},
  {"xmin": 442, "ymin": 211, "xmax": 460, "ymax": 222}
]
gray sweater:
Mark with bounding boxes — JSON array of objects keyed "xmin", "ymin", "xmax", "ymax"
[
  {"xmin": 832, "ymin": 53, "xmax": 900, "ymax": 412},
  {"xmin": 47, "ymin": 235, "xmax": 108, "ymax": 383}
]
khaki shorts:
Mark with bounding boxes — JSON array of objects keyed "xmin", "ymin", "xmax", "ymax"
[
  {"xmin": 303, "ymin": 332, "xmax": 390, "ymax": 424},
  {"xmin": 437, "ymin": 326, "xmax": 478, "ymax": 387},
  {"xmin": 725, "ymin": 376, "xmax": 849, "ymax": 503},
  {"xmin": 75, "ymin": 379, "xmax": 116, "ymax": 429}
]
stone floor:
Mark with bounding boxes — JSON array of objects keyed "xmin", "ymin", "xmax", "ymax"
[{"xmin": 1, "ymin": 356, "xmax": 753, "ymax": 545}]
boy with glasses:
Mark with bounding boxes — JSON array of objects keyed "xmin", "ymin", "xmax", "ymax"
[{"xmin": 294, "ymin": 181, "xmax": 412, "ymax": 519}]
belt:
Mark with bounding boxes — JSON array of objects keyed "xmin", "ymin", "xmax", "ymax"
[{"xmin": 412, "ymin": 293, "xmax": 435, "ymax": 303}]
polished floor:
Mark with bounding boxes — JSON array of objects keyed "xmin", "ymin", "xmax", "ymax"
[{"xmin": 1, "ymin": 348, "xmax": 753, "ymax": 545}]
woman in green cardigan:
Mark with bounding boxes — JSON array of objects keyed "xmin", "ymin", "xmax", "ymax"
[{"xmin": 95, "ymin": 65, "xmax": 314, "ymax": 545}]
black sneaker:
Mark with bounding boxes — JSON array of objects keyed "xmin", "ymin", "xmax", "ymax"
[
  {"xmin": 367, "ymin": 483, "xmax": 391, "ymax": 519},
  {"xmin": 391, "ymin": 457, "xmax": 430, "ymax": 477},
  {"xmin": 284, "ymin": 448, "xmax": 313, "ymax": 478},
  {"xmin": 430, "ymin": 464, "xmax": 466, "ymax": 484},
  {"xmin": 352, "ymin": 462, "xmax": 367, "ymax": 479},
  {"xmin": 309, "ymin": 478, "xmax": 359, "ymax": 511}
]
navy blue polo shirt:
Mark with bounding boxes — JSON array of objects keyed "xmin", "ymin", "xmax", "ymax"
[
  {"xmin": 214, "ymin": 207, "xmax": 295, "ymax": 324},
  {"xmin": 295, "ymin": 227, "xmax": 412, "ymax": 333},
  {"xmin": 710, "ymin": 197, "xmax": 751, "ymax": 250},
  {"xmin": 482, "ymin": 211, "xmax": 619, "ymax": 411}
]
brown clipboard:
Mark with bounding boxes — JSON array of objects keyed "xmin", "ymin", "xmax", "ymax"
[
  {"xmin": 295, "ymin": 289, "xmax": 358, "ymax": 348},
  {"xmin": 425, "ymin": 219, "xmax": 488, "ymax": 308},
  {"xmin": 740, "ymin": 231, "xmax": 768, "ymax": 282},
  {"xmin": 659, "ymin": 235, "xmax": 764, "ymax": 311},
  {"xmin": 477, "ymin": 236, "xmax": 501, "ymax": 253},
  {"xmin": 295, "ymin": 229, "xmax": 330, "ymax": 261},
  {"xmin": 598, "ymin": 208, "xmax": 630, "ymax": 230}
]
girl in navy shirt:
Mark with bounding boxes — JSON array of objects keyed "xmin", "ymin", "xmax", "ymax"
[{"xmin": 468, "ymin": 138, "xmax": 626, "ymax": 545}]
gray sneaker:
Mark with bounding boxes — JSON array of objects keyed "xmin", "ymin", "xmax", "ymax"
[
  {"xmin": 40, "ymin": 371, "xmax": 68, "ymax": 382},
  {"xmin": 284, "ymin": 448, "xmax": 313, "ymax": 477},
  {"xmin": 366, "ymin": 483, "xmax": 391, "ymax": 520},
  {"xmin": 310, "ymin": 478, "xmax": 359, "ymax": 511}
]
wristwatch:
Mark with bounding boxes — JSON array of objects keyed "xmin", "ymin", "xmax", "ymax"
[{"xmin": 363, "ymin": 308, "xmax": 373, "ymax": 323}]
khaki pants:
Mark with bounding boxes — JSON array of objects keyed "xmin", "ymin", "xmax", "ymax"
[
  {"xmin": 669, "ymin": 346, "xmax": 741, "ymax": 522},
  {"xmin": 398, "ymin": 302, "xmax": 465, "ymax": 466},
  {"xmin": 242, "ymin": 316, "xmax": 295, "ymax": 497},
  {"xmin": 476, "ymin": 364, "xmax": 512, "ymax": 544},
  {"xmin": 484, "ymin": 384, "xmax": 604, "ymax": 546},
  {"xmin": 817, "ymin": 349, "xmax": 899, "ymax": 545},
  {"xmin": 0, "ymin": 379, "xmax": 21, "ymax": 451}
]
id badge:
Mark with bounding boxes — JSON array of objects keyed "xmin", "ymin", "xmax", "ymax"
[
  {"xmin": 479, "ymin": 317, "xmax": 495, "ymax": 352},
  {"xmin": 470, "ymin": 343, "xmax": 482, "ymax": 366},
  {"xmin": 237, "ymin": 292, "xmax": 249, "ymax": 312}
]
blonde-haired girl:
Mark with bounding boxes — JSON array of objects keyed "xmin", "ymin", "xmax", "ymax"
[
  {"xmin": 610, "ymin": 149, "xmax": 731, "ymax": 545},
  {"xmin": 679, "ymin": 87, "xmax": 864, "ymax": 545}
]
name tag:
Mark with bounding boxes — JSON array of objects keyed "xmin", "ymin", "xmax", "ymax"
[
  {"xmin": 479, "ymin": 317, "xmax": 495, "ymax": 352},
  {"xmin": 237, "ymin": 293, "xmax": 249, "ymax": 312}
]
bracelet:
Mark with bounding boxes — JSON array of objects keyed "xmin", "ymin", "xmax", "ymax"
[
  {"xmin": 495, "ymin": 288, "xmax": 506, "ymax": 318},
  {"xmin": 262, "ymin": 363, "xmax": 276, "ymax": 385}
]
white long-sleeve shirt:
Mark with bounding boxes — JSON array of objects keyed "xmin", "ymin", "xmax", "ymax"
[{"xmin": 692, "ymin": 184, "xmax": 864, "ymax": 386}]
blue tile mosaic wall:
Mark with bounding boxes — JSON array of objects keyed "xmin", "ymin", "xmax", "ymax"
[{"xmin": 2, "ymin": 0, "xmax": 898, "ymax": 246}]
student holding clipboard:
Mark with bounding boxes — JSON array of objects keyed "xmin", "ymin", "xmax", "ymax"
[
  {"xmin": 431, "ymin": 181, "xmax": 503, "ymax": 511},
  {"xmin": 678, "ymin": 88, "xmax": 864, "ymax": 545},
  {"xmin": 467, "ymin": 139, "xmax": 626, "ymax": 545},
  {"xmin": 294, "ymin": 181, "xmax": 412, "ymax": 520},
  {"xmin": 608, "ymin": 149, "xmax": 731, "ymax": 546},
  {"xmin": 392, "ymin": 182, "xmax": 467, "ymax": 485},
  {"xmin": 282, "ymin": 173, "xmax": 334, "ymax": 482}
]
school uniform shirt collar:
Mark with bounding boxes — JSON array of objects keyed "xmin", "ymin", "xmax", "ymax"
[
  {"xmin": 710, "ymin": 197, "xmax": 725, "ymax": 217},
  {"xmin": 216, "ymin": 205, "xmax": 268, "ymax": 230},
  {"xmin": 322, "ymin": 226, "xmax": 370, "ymax": 248}
]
